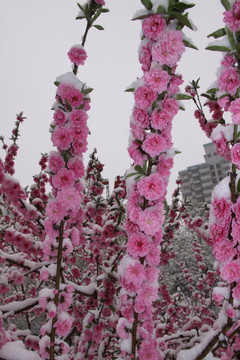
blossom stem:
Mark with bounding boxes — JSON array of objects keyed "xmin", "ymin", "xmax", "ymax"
[
  {"xmin": 49, "ymin": 220, "xmax": 64, "ymax": 360},
  {"xmin": 131, "ymin": 310, "xmax": 139, "ymax": 359}
]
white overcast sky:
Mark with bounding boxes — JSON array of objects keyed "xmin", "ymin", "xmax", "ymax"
[{"xmin": 0, "ymin": 0, "xmax": 224, "ymax": 202}]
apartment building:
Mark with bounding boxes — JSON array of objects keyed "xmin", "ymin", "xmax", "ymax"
[{"xmin": 178, "ymin": 143, "xmax": 230, "ymax": 205}]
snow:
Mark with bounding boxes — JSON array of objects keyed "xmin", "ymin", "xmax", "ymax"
[
  {"xmin": 117, "ymin": 255, "xmax": 137, "ymax": 278},
  {"xmin": 55, "ymin": 72, "xmax": 85, "ymax": 92},
  {"xmin": 0, "ymin": 298, "xmax": 39, "ymax": 317},
  {"xmin": 177, "ymin": 304, "xmax": 228, "ymax": 360},
  {"xmin": 213, "ymin": 286, "xmax": 230, "ymax": 300},
  {"xmin": 211, "ymin": 175, "xmax": 231, "ymax": 200},
  {"xmin": 211, "ymin": 124, "xmax": 235, "ymax": 142},
  {"xmin": 0, "ymin": 341, "xmax": 41, "ymax": 360},
  {"xmin": 132, "ymin": 9, "xmax": 149, "ymax": 20},
  {"xmin": 207, "ymin": 36, "xmax": 231, "ymax": 49},
  {"xmin": 0, "ymin": 250, "xmax": 51, "ymax": 272},
  {"xmin": 121, "ymin": 336, "xmax": 132, "ymax": 354},
  {"xmin": 167, "ymin": 146, "xmax": 180, "ymax": 158},
  {"xmin": 125, "ymin": 166, "xmax": 137, "ymax": 195},
  {"xmin": 65, "ymin": 278, "xmax": 97, "ymax": 296}
]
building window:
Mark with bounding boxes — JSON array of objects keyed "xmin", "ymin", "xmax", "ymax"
[{"xmin": 193, "ymin": 176, "xmax": 200, "ymax": 181}]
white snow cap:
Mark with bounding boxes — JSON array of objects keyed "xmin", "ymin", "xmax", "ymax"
[
  {"xmin": 55, "ymin": 72, "xmax": 84, "ymax": 92},
  {"xmin": 0, "ymin": 341, "xmax": 41, "ymax": 360},
  {"xmin": 211, "ymin": 124, "xmax": 234, "ymax": 142},
  {"xmin": 211, "ymin": 175, "xmax": 231, "ymax": 201},
  {"xmin": 207, "ymin": 36, "xmax": 231, "ymax": 50}
]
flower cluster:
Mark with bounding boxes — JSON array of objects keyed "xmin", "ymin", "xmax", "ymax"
[
  {"xmin": 73, "ymin": 149, "xmax": 127, "ymax": 359},
  {"xmin": 182, "ymin": 1, "xmax": 240, "ymax": 357},
  {"xmin": 118, "ymin": 6, "xmax": 188, "ymax": 358},
  {"xmin": 38, "ymin": 48, "xmax": 92, "ymax": 357}
]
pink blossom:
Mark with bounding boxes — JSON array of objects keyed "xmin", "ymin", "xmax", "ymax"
[
  {"xmin": 71, "ymin": 124, "xmax": 89, "ymax": 141},
  {"xmin": 124, "ymin": 262, "xmax": 146, "ymax": 291},
  {"xmin": 136, "ymin": 283, "xmax": 158, "ymax": 306},
  {"xmin": 39, "ymin": 336, "xmax": 50, "ymax": 359},
  {"xmin": 51, "ymin": 127, "xmax": 72, "ymax": 150},
  {"xmin": 137, "ymin": 173, "xmax": 165, "ymax": 201},
  {"xmin": 233, "ymin": 196, "xmax": 240, "ymax": 219},
  {"xmin": 54, "ymin": 312, "xmax": 73, "ymax": 337},
  {"xmin": 69, "ymin": 109, "xmax": 88, "ymax": 128},
  {"xmin": 71, "ymin": 227, "xmax": 80, "ymax": 248},
  {"xmin": 48, "ymin": 151, "xmax": 65, "ymax": 173},
  {"xmin": 46, "ymin": 199, "xmax": 66, "ymax": 223},
  {"xmin": 68, "ymin": 45, "xmax": 87, "ymax": 66},
  {"xmin": 218, "ymin": 67, "xmax": 240, "ymax": 96},
  {"xmin": 210, "ymin": 222, "xmax": 228, "ymax": 243},
  {"xmin": 152, "ymin": 30, "xmax": 185, "ymax": 67},
  {"xmin": 40, "ymin": 267, "xmax": 50, "ymax": 281},
  {"xmin": 134, "ymin": 298, "xmax": 146, "ymax": 314},
  {"xmin": 214, "ymin": 134, "xmax": 231, "ymax": 161},
  {"xmin": 46, "ymin": 302, "xmax": 56, "ymax": 319},
  {"xmin": 116, "ymin": 319, "xmax": 130, "ymax": 340},
  {"xmin": 128, "ymin": 140, "xmax": 146, "ymax": 165},
  {"xmin": 157, "ymin": 154, "xmax": 173, "ymax": 177},
  {"xmin": 221, "ymin": 54, "xmax": 237, "ymax": 68},
  {"xmin": 56, "ymin": 83, "xmax": 84, "ymax": 108},
  {"xmin": 168, "ymin": 74, "xmax": 184, "ymax": 95},
  {"xmin": 223, "ymin": 1, "xmax": 240, "ymax": 32},
  {"xmin": 142, "ymin": 133, "xmax": 167, "ymax": 157},
  {"xmin": 125, "ymin": 218, "xmax": 141, "ymax": 235},
  {"xmin": 67, "ymin": 156, "xmax": 85, "ymax": 179},
  {"xmin": 44, "ymin": 218, "xmax": 59, "ymax": 240},
  {"xmin": 57, "ymin": 187, "xmax": 81, "ymax": 211},
  {"xmin": 139, "ymin": 40, "xmax": 152, "ymax": 72},
  {"xmin": 146, "ymin": 244, "xmax": 161, "ymax": 266},
  {"xmin": 138, "ymin": 338, "xmax": 162, "ymax": 360},
  {"xmin": 72, "ymin": 267, "xmax": 80, "ymax": 278},
  {"xmin": 134, "ymin": 85, "xmax": 157, "ymax": 110},
  {"xmin": 72, "ymin": 138, "xmax": 88, "ymax": 155},
  {"xmin": 227, "ymin": 305, "xmax": 236, "ymax": 319},
  {"xmin": 133, "ymin": 107, "xmax": 150, "ymax": 128},
  {"xmin": 130, "ymin": 122, "xmax": 146, "ymax": 140},
  {"xmin": 146, "ymin": 267, "xmax": 159, "ymax": 283},
  {"xmin": 53, "ymin": 109, "xmax": 66, "ymax": 126},
  {"xmin": 162, "ymin": 97, "xmax": 179, "ymax": 116},
  {"xmin": 231, "ymin": 142, "xmax": 240, "ymax": 167},
  {"xmin": 94, "ymin": 0, "xmax": 105, "ymax": 4},
  {"xmin": 144, "ymin": 68, "xmax": 170, "ymax": 94},
  {"xmin": 229, "ymin": 98, "xmax": 240, "ymax": 124},
  {"xmin": 142, "ymin": 14, "xmax": 166, "ymax": 41},
  {"xmin": 213, "ymin": 239, "xmax": 236, "ymax": 262},
  {"xmin": 138, "ymin": 205, "xmax": 163, "ymax": 236},
  {"xmin": 231, "ymin": 218, "xmax": 240, "ymax": 241},
  {"xmin": 212, "ymin": 197, "xmax": 231, "ymax": 223},
  {"xmin": 58, "ymin": 291, "xmax": 73, "ymax": 312},
  {"xmin": 217, "ymin": 95, "xmax": 231, "ymax": 111},
  {"xmin": 52, "ymin": 168, "xmax": 75, "ymax": 190},
  {"xmin": 151, "ymin": 109, "xmax": 172, "ymax": 130},
  {"xmin": 221, "ymin": 260, "xmax": 240, "ymax": 283},
  {"xmin": 127, "ymin": 233, "xmax": 150, "ymax": 258},
  {"xmin": 233, "ymin": 284, "xmax": 240, "ymax": 300}
]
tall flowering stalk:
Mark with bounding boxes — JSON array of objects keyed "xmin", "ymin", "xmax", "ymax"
[
  {"xmin": 181, "ymin": 0, "xmax": 240, "ymax": 358},
  {"xmin": 39, "ymin": 1, "xmax": 109, "ymax": 359},
  {"xmin": 117, "ymin": 1, "xmax": 196, "ymax": 358},
  {"xmin": 73, "ymin": 149, "xmax": 127, "ymax": 359}
]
